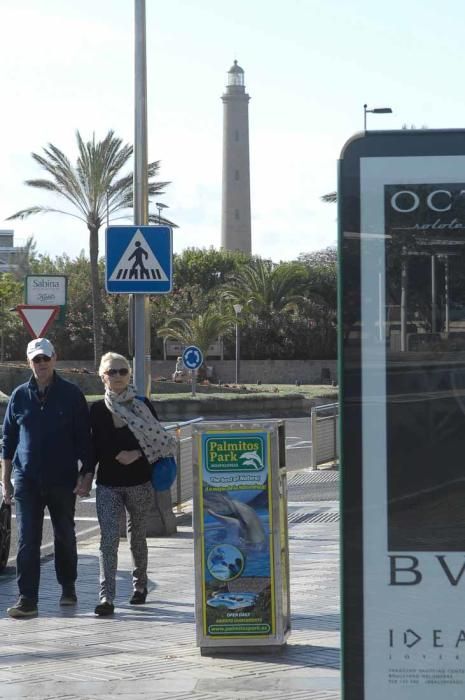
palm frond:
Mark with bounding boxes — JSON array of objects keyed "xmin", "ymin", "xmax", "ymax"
[
  {"xmin": 24, "ymin": 179, "xmax": 61, "ymax": 192},
  {"xmin": 147, "ymin": 160, "xmax": 161, "ymax": 177},
  {"xmin": 148, "ymin": 213, "xmax": 178, "ymax": 227},
  {"xmin": 7, "ymin": 206, "xmax": 50, "ymax": 220},
  {"xmin": 321, "ymin": 191, "xmax": 337, "ymax": 203},
  {"xmin": 31, "ymin": 147, "xmax": 88, "ymax": 216},
  {"xmin": 7, "ymin": 206, "xmax": 85, "ymax": 222},
  {"xmin": 148, "ymin": 182, "xmax": 169, "ymax": 196}
]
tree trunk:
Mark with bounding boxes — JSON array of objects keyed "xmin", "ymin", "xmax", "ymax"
[{"xmin": 89, "ymin": 225, "xmax": 103, "ymax": 369}]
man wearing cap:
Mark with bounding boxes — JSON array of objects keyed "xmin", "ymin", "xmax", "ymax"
[{"xmin": 1, "ymin": 338, "xmax": 94, "ymax": 618}]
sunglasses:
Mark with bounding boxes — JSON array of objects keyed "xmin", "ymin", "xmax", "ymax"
[
  {"xmin": 104, "ymin": 368, "xmax": 129, "ymax": 377},
  {"xmin": 32, "ymin": 355, "xmax": 52, "ymax": 364}
]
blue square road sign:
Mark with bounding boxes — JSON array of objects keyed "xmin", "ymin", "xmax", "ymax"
[{"xmin": 105, "ymin": 225, "xmax": 173, "ymax": 294}]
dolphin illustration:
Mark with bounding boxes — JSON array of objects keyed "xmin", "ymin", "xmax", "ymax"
[
  {"xmin": 239, "ymin": 450, "xmax": 264, "ymax": 470},
  {"xmin": 204, "ymin": 492, "xmax": 266, "ymax": 546},
  {"xmin": 207, "ymin": 592, "xmax": 258, "ymax": 610}
]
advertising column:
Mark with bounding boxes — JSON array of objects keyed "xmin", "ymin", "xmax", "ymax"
[{"xmin": 193, "ymin": 421, "xmax": 290, "ymax": 652}]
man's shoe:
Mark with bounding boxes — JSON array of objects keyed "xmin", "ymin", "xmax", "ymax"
[
  {"xmin": 7, "ymin": 598, "xmax": 38, "ymax": 619},
  {"xmin": 129, "ymin": 589, "xmax": 147, "ymax": 605},
  {"xmin": 94, "ymin": 601, "xmax": 114, "ymax": 616},
  {"xmin": 60, "ymin": 586, "xmax": 77, "ymax": 606}
]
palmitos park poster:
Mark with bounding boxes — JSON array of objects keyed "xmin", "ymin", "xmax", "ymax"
[
  {"xmin": 197, "ymin": 430, "xmax": 275, "ymax": 640},
  {"xmin": 340, "ymin": 131, "xmax": 465, "ymax": 700}
]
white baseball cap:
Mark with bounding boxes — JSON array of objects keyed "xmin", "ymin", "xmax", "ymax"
[{"xmin": 26, "ymin": 338, "xmax": 55, "ymax": 360}]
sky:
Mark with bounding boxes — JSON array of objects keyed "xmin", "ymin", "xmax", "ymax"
[{"xmin": 2, "ymin": 0, "xmax": 465, "ymax": 264}]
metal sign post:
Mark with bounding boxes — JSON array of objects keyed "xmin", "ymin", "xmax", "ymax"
[
  {"xmin": 133, "ymin": 0, "xmax": 150, "ymax": 397},
  {"xmin": 340, "ymin": 129, "xmax": 465, "ymax": 700},
  {"xmin": 190, "ymin": 371, "xmax": 197, "ymax": 397},
  {"xmin": 182, "ymin": 345, "xmax": 203, "ymax": 397}
]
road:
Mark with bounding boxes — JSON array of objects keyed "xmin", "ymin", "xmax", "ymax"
[{"xmin": 4, "ymin": 417, "xmax": 317, "ymax": 571}]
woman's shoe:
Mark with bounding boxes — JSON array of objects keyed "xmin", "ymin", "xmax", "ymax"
[
  {"xmin": 94, "ymin": 601, "xmax": 114, "ymax": 616},
  {"xmin": 129, "ymin": 589, "xmax": 147, "ymax": 605}
]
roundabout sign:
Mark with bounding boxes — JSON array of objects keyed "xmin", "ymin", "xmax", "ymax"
[{"xmin": 182, "ymin": 345, "xmax": 203, "ymax": 371}]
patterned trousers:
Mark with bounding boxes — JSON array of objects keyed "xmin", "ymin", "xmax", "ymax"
[{"xmin": 96, "ymin": 481, "xmax": 153, "ymax": 603}]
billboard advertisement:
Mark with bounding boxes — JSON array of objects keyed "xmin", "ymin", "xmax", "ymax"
[{"xmin": 340, "ymin": 131, "xmax": 465, "ymax": 699}]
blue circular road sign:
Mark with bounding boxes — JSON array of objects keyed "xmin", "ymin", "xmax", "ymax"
[{"xmin": 182, "ymin": 345, "xmax": 203, "ymax": 370}]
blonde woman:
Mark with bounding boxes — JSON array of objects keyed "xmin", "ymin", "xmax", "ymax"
[{"xmin": 90, "ymin": 353, "xmax": 174, "ymax": 616}]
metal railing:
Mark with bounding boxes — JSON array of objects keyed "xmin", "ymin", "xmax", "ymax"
[
  {"xmin": 311, "ymin": 403, "xmax": 339, "ymax": 470},
  {"xmin": 165, "ymin": 417, "xmax": 203, "ymax": 507},
  {"xmin": 0, "ymin": 421, "xmax": 200, "ymax": 510}
]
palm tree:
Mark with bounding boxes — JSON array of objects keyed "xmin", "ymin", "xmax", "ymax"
[
  {"xmin": 222, "ymin": 259, "xmax": 308, "ymax": 318},
  {"xmin": 158, "ymin": 308, "xmax": 233, "ymax": 358},
  {"xmin": 8, "ymin": 130, "xmax": 173, "ymax": 366}
]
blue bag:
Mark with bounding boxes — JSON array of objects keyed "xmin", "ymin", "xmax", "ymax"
[{"xmin": 151, "ymin": 456, "xmax": 177, "ymax": 491}]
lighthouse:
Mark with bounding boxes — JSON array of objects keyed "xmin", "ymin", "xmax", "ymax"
[{"xmin": 221, "ymin": 60, "xmax": 251, "ymax": 254}]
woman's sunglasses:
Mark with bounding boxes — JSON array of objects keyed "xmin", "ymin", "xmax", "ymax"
[
  {"xmin": 32, "ymin": 355, "xmax": 52, "ymax": 364},
  {"xmin": 104, "ymin": 368, "xmax": 129, "ymax": 377}
]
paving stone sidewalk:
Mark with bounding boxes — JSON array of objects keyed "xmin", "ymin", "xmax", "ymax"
[{"xmin": 0, "ymin": 479, "xmax": 340, "ymax": 700}]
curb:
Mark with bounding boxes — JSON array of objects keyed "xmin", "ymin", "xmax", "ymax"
[{"xmin": 153, "ymin": 394, "xmax": 314, "ymax": 420}]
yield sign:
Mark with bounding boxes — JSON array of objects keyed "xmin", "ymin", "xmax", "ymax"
[{"xmin": 16, "ymin": 305, "xmax": 60, "ymax": 338}]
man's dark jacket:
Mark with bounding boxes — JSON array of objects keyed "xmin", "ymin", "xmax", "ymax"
[{"xmin": 2, "ymin": 372, "xmax": 93, "ymax": 487}]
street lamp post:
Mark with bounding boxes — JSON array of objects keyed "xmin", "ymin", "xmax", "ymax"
[
  {"xmin": 155, "ymin": 201, "xmax": 169, "ymax": 223},
  {"xmin": 364, "ymin": 104, "xmax": 393, "ymax": 131},
  {"xmin": 233, "ymin": 303, "xmax": 242, "ymax": 384}
]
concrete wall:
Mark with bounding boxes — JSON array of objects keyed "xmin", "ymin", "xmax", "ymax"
[
  {"xmin": 0, "ymin": 365, "xmax": 100, "ymax": 396},
  {"xmin": 0, "ymin": 359, "xmax": 337, "ymax": 396},
  {"xmin": 54, "ymin": 359, "xmax": 337, "ymax": 384},
  {"xmin": 199, "ymin": 359, "xmax": 337, "ymax": 385}
]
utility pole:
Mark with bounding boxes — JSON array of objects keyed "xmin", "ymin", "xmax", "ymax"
[{"xmin": 133, "ymin": 0, "xmax": 151, "ymax": 396}]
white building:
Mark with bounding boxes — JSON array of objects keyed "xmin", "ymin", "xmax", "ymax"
[{"xmin": 0, "ymin": 230, "xmax": 26, "ymax": 274}]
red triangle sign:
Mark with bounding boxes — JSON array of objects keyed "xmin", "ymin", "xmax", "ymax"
[{"xmin": 16, "ymin": 305, "xmax": 60, "ymax": 338}]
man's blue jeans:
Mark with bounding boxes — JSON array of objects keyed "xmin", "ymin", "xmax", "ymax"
[{"xmin": 14, "ymin": 478, "xmax": 77, "ymax": 603}]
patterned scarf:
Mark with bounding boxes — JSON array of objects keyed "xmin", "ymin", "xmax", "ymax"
[{"xmin": 104, "ymin": 384, "xmax": 176, "ymax": 464}]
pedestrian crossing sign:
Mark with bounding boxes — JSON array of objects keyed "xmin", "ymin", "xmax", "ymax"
[{"xmin": 105, "ymin": 225, "xmax": 173, "ymax": 294}]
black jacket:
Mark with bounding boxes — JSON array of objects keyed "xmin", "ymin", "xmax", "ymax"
[{"xmin": 90, "ymin": 398, "xmax": 158, "ymax": 487}]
